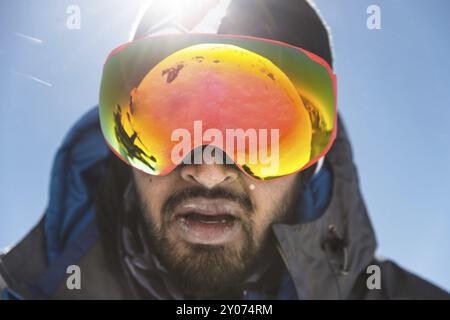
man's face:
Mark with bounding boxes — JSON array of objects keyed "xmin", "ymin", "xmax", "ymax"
[{"xmin": 132, "ymin": 160, "xmax": 301, "ymax": 297}]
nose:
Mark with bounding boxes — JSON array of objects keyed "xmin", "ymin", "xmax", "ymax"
[{"xmin": 180, "ymin": 162, "xmax": 239, "ymax": 189}]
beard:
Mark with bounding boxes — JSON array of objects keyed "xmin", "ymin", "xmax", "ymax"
[{"xmin": 132, "ymin": 180, "xmax": 302, "ymax": 298}]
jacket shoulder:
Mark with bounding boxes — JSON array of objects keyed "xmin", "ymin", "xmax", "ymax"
[
  {"xmin": 0, "ymin": 217, "xmax": 48, "ymax": 299},
  {"xmin": 0, "ymin": 217, "xmax": 134, "ymax": 299},
  {"xmin": 51, "ymin": 241, "xmax": 134, "ymax": 300},
  {"xmin": 350, "ymin": 259, "xmax": 450, "ymax": 300}
]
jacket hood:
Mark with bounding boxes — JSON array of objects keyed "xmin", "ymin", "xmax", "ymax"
[
  {"xmin": 272, "ymin": 115, "xmax": 378, "ymax": 298},
  {"xmin": 45, "ymin": 108, "xmax": 110, "ymax": 262}
]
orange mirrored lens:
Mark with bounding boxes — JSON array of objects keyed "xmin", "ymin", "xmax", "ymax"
[{"xmin": 99, "ymin": 34, "xmax": 336, "ymax": 179}]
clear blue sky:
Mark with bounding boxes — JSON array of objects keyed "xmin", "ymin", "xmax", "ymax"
[{"xmin": 1, "ymin": 0, "xmax": 449, "ymax": 291}]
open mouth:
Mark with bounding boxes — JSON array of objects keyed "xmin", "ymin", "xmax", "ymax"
[
  {"xmin": 171, "ymin": 198, "xmax": 245, "ymax": 245},
  {"xmin": 179, "ymin": 212, "xmax": 237, "ymax": 224}
]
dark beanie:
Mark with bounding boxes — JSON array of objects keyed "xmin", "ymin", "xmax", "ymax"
[
  {"xmin": 132, "ymin": 0, "xmax": 333, "ymax": 67},
  {"xmin": 218, "ymin": 0, "xmax": 333, "ymax": 66}
]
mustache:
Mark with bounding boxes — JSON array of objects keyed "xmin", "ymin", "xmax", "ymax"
[{"xmin": 162, "ymin": 186, "xmax": 254, "ymax": 218}]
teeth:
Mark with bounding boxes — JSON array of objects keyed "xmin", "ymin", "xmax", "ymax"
[
  {"xmin": 200, "ymin": 220, "xmax": 218, "ymax": 224},
  {"xmin": 199, "ymin": 219, "xmax": 230, "ymax": 224}
]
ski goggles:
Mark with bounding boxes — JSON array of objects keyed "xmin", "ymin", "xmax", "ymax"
[{"xmin": 99, "ymin": 34, "xmax": 337, "ymax": 180}]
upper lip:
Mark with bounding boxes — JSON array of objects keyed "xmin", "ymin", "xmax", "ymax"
[{"xmin": 172, "ymin": 198, "xmax": 245, "ymax": 219}]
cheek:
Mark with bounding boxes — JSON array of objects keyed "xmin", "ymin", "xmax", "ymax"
[
  {"xmin": 132, "ymin": 171, "xmax": 173, "ymax": 225},
  {"xmin": 250, "ymin": 180, "xmax": 295, "ymax": 227}
]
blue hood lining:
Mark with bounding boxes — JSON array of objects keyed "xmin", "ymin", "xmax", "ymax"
[{"xmin": 45, "ymin": 107, "xmax": 110, "ymax": 262}]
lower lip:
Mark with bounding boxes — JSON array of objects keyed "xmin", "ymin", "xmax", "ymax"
[{"xmin": 173, "ymin": 215, "xmax": 242, "ymax": 245}]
